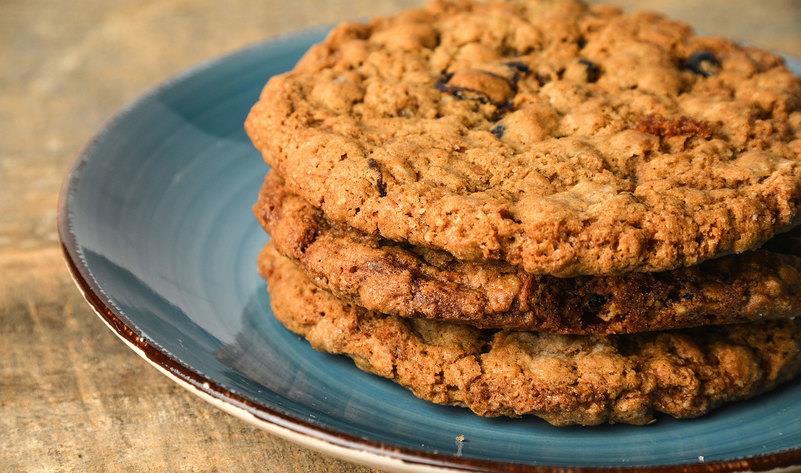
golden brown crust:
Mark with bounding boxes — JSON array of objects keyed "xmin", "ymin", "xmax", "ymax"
[
  {"xmin": 255, "ymin": 173, "xmax": 801, "ymax": 334},
  {"xmin": 260, "ymin": 245, "xmax": 801, "ymax": 426},
  {"xmin": 245, "ymin": 0, "xmax": 801, "ymax": 277}
]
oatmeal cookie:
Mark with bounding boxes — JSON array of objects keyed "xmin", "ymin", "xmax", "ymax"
[
  {"xmin": 256, "ymin": 173, "xmax": 801, "ymax": 333},
  {"xmin": 260, "ymin": 245, "xmax": 801, "ymax": 426},
  {"xmin": 246, "ymin": 0, "xmax": 801, "ymax": 276}
]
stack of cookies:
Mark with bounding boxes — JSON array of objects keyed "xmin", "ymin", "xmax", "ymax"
[{"xmin": 245, "ymin": 0, "xmax": 801, "ymax": 425}]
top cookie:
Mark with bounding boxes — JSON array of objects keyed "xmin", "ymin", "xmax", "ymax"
[{"xmin": 246, "ymin": 0, "xmax": 801, "ymax": 276}]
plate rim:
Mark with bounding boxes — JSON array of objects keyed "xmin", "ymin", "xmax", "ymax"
[{"xmin": 56, "ymin": 25, "xmax": 801, "ymax": 473}]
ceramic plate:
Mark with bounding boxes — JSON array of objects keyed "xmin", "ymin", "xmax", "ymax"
[{"xmin": 58, "ymin": 26, "xmax": 801, "ymax": 472}]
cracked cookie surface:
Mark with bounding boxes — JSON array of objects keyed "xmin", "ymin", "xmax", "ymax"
[
  {"xmin": 259, "ymin": 245, "xmax": 801, "ymax": 426},
  {"xmin": 255, "ymin": 172, "xmax": 801, "ymax": 334},
  {"xmin": 246, "ymin": 0, "xmax": 801, "ymax": 277}
]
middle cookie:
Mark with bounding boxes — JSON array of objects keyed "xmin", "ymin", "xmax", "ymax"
[{"xmin": 255, "ymin": 172, "xmax": 801, "ymax": 334}]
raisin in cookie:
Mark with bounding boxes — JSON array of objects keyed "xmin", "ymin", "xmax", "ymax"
[
  {"xmin": 246, "ymin": 0, "xmax": 801, "ymax": 276},
  {"xmin": 260, "ymin": 245, "xmax": 801, "ymax": 426},
  {"xmin": 255, "ymin": 172, "xmax": 801, "ymax": 334}
]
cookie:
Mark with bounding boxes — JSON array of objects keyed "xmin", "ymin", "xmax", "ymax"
[
  {"xmin": 255, "ymin": 172, "xmax": 801, "ymax": 334},
  {"xmin": 259, "ymin": 245, "xmax": 801, "ymax": 426},
  {"xmin": 245, "ymin": 0, "xmax": 801, "ymax": 277}
]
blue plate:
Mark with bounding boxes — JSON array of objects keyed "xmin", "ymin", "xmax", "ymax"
[{"xmin": 59, "ymin": 26, "xmax": 801, "ymax": 472}]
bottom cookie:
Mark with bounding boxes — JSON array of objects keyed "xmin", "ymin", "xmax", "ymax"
[{"xmin": 259, "ymin": 244, "xmax": 801, "ymax": 426}]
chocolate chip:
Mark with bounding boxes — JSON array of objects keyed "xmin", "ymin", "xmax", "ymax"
[
  {"xmin": 436, "ymin": 80, "xmax": 488, "ymax": 103},
  {"xmin": 496, "ymin": 100, "xmax": 513, "ymax": 112},
  {"xmin": 577, "ymin": 36, "xmax": 587, "ymax": 49},
  {"xmin": 535, "ymin": 73, "xmax": 551, "ymax": 87},
  {"xmin": 579, "ymin": 58, "xmax": 602, "ymax": 83},
  {"xmin": 667, "ymin": 289, "xmax": 695, "ymax": 303},
  {"xmin": 367, "ymin": 158, "xmax": 387, "ymax": 197},
  {"xmin": 501, "ymin": 46, "xmax": 520, "ymax": 57},
  {"xmin": 450, "ymin": 88, "xmax": 490, "ymax": 104},
  {"xmin": 586, "ymin": 294, "xmax": 610, "ymax": 312},
  {"xmin": 501, "ymin": 45, "xmax": 533, "ymax": 57},
  {"xmin": 491, "ymin": 102, "xmax": 514, "ymax": 121},
  {"xmin": 505, "ymin": 61, "xmax": 530, "ymax": 74},
  {"xmin": 490, "ymin": 124, "xmax": 505, "ymax": 138},
  {"xmin": 667, "ymin": 288, "xmax": 680, "ymax": 302},
  {"xmin": 682, "ymin": 51, "xmax": 721, "ymax": 78},
  {"xmin": 498, "ymin": 207, "xmax": 522, "ymax": 224},
  {"xmin": 435, "ymin": 70, "xmax": 514, "ymax": 106},
  {"xmin": 434, "ymin": 72, "xmax": 454, "ymax": 92}
]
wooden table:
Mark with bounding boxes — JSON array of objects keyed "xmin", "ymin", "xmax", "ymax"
[{"xmin": 2, "ymin": 1, "xmax": 800, "ymax": 471}]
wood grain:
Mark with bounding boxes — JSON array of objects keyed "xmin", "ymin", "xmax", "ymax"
[{"xmin": 1, "ymin": 1, "xmax": 799, "ymax": 471}]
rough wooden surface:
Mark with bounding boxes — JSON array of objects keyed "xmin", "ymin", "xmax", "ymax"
[{"xmin": 1, "ymin": 1, "xmax": 799, "ymax": 471}]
